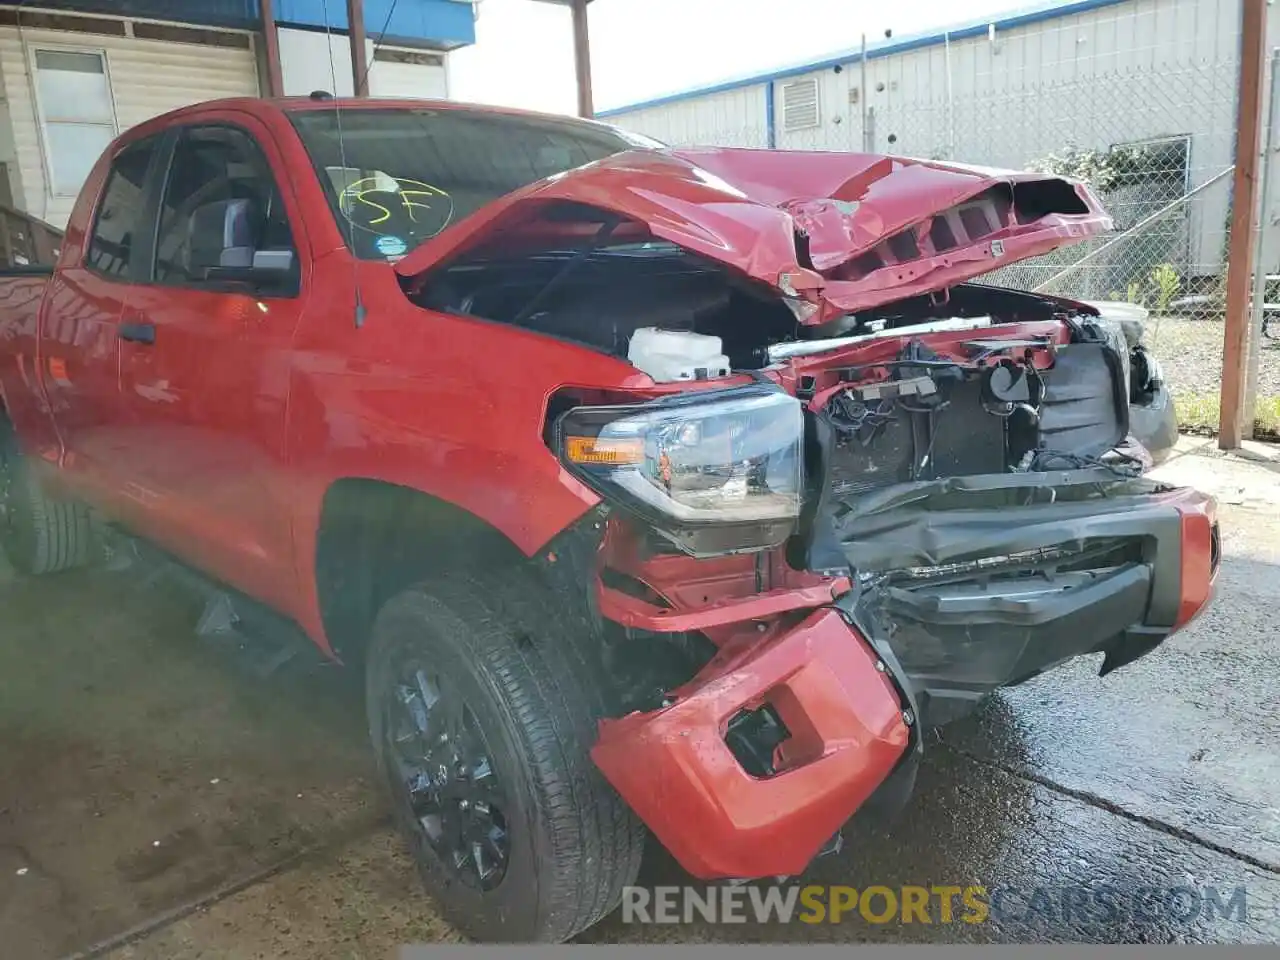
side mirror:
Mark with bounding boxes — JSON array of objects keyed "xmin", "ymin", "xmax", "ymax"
[
  {"xmin": 188, "ymin": 198, "xmax": 257, "ymax": 273},
  {"xmin": 188, "ymin": 198, "xmax": 295, "ymax": 289}
]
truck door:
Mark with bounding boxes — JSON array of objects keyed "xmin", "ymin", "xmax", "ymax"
[
  {"xmin": 115, "ymin": 119, "xmax": 308, "ymax": 613},
  {"xmin": 38, "ymin": 133, "xmax": 165, "ymax": 507}
]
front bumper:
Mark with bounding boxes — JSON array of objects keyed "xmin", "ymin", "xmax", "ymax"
[
  {"xmin": 591, "ymin": 607, "xmax": 911, "ymax": 879},
  {"xmin": 591, "ymin": 477, "xmax": 1218, "ymax": 880},
  {"xmin": 812, "ymin": 473, "xmax": 1220, "ymax": 725}
]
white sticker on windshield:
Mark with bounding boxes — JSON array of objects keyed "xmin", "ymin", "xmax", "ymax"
[
  {"xmin": 375, "ymin": 235, "xmax": 408, "ymax": 257},
  {"xmin": 991, "ymin": 239, "xmax": 1006, "ymax": 257}
]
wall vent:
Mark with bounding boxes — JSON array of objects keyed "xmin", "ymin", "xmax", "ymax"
[{"xmin": 782, "ymin": 78, "xmax": 820, "ymax": 132}]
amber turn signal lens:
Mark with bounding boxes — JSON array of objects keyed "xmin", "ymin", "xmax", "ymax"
[{"xmin": 564, "ymin": 435, "xmax": 644, "ymax": 466}]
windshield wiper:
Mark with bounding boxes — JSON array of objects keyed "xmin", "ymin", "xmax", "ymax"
[{"xmin": 509, "ymin": 216, "xmax": 621, "ymax": 327}]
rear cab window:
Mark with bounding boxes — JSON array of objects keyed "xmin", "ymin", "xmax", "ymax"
[
  {"xmin": 286, "ymin": 106, "xmax": 661, "ymax": 261},
  {"xmin": 86, "ymin": 136, "xmax": 161, "ymax": 279}
]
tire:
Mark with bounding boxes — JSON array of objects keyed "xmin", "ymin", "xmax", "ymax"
[
  {"xmin": 365, "ymin": 569, "xmax": 645, "ymax": 943},
  {"xmin": 0, "ymin": 419, "xmax": 95, "ymax": 576}
]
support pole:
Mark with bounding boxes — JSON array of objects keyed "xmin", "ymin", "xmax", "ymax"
[
  {"xmin": 860, "ymin": 33, "xmax": 870, "ymax": 152},
  {"xmin": 944, "ymin": 31, "xmax": 954, "ymax": 158},
  {"xmin": 347, "ymin": 0, "xmax": 369, "ymax": 97},
  {"xmin": 1245, "ymin": 47, "xmax": 1280, "ymax": 432},
  {"xmin": 571, "ymin": 0, "xmax": 593, "ymax": 118},
  {"xmin": 1220, "ymin": 0, "xmax": 1268, "ymax": 448},
  {"xmin": 765, "ymin": 81, "xmax": 776, "ymax": 149},
  {"xmin": 259, "ymin": 0, "xmax": 284, "ymax": 97}
]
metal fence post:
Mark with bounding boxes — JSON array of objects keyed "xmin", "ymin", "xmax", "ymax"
[
  {"xmin": 1244, "ymin": 46, "xmax": 1280, "ymax": 433},
  {"xmin": 1220, "ymin": 0, "xmax": 1268, "ymax": 448},
  {"xmin": 944, "ymin": 31, "xmax": 954, "ymax": 159},
  {"xmin": 860, "ymin": 34, "xmax": 871, "ymax": 153}
]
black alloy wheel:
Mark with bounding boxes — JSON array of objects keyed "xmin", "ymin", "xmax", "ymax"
[{"xmin": 382, "ymin": 661, "xmax": 510, "ymax": 890}]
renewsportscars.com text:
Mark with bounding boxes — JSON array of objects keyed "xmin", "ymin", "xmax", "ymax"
[{"xmin": 622, "ymin": 884, "xmax": 1249, "ymax": 926}]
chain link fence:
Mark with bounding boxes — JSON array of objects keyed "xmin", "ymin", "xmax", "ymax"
[{"xmin": 607, "ymin": 0, "xmax": 1280, "ymax": 437}]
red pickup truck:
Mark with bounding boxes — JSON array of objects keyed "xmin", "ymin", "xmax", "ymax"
[{"xmin": 0, "ymin": 96, "xmax": 1217, "ymax": 942}]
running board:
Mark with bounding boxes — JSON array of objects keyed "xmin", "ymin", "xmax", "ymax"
[
  {"xmin": 103, "ymin": 528, "xmax": 324, "ymax": 679},
  {"xmin": 194, "ymin": 590, "xmax": 314, "ymax": 679}
]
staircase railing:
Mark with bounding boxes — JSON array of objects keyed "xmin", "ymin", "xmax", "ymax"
[{"xmin": 0, "ymin": 205, "xmax": 63, "ymax": 268}]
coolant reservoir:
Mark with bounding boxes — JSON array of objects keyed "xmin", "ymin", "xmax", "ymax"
[{"xmin": 627, "ymin": 327, "xmax": 731, "ymax": 383}]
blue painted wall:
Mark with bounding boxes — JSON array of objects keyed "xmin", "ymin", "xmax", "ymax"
[
  {"xmin": 6, "ymin": 1, "xmax": 476, "ymax": 49},
  {"xmin": 275, "ymin": 0, "xmax": 476, "ymax": 49}
]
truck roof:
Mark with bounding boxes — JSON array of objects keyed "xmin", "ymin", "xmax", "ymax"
[{"xmin": 121, "ymin": 96, "xmax": 626, "ymax": 142}]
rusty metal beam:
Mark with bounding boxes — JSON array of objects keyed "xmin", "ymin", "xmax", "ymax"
[
  {"xmin": 347, "ymin": 0, "xmax": 369, "ymax": 96},
  {"xmin": 571, "ymin": 0, "xmax": 593, "ymax": 118},
  {"xmin": 259, "ymin": 0, "xmax": 284, "ymax": 97},
  {"xmin": 1220, "ymin": 0, "xmax": 1268, "ymax": 448}
]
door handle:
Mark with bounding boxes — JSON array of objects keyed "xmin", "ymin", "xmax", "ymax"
[{"xmin": 119, "ymin": 322, "xmax": 156, "ymax": 345}]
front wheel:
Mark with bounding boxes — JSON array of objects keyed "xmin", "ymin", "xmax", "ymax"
[{"xmin": 365, "ymin": 570, "xmax": 644, "ymax": 943}]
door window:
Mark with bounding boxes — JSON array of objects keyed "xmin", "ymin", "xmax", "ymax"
[
  {"xmin": 85, "ymin": 136, "xmax": 160, "ymax": 279},
  {"xmin": 153, "ymin": 126, "xmax": 299, "ymax": 295}
]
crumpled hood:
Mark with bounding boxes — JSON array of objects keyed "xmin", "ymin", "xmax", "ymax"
[{"xmin": 395, "ymin": 147, "xmax": 1113, "ymax": 321}]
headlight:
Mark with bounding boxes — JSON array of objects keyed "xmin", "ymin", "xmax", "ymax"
[{"xmin": 555, "ymin": 385, "xmax": 804, "ymax": 557}]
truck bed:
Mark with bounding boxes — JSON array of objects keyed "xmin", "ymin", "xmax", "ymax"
[{"xmin": 0, "ymin": 270, "xmax": 52, "ymax": 359}]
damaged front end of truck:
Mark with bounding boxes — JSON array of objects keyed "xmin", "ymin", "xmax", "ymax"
[
  {"xmin": 399, "ymin": 146, "xmax": 1220, "ymax": 883},
  {"xmin": 575, "ymin": 326, "xmax": 1219, "ymax": 882}
]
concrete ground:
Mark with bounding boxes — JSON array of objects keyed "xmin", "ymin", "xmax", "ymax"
[{"xmin": 1, "ymin": 436, "xmax": 1278, "ymax": 958}]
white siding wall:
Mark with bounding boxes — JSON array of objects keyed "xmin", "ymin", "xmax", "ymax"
[
  {"xmin": 278, "ymin": 28, "xmax": 363, "ymax": 97},
  {"xmin": 0, "ymin": 24, "xmax": 259, "ymax": 228},
  {"xmin": 768, "ymin": 0, "xmax": 1249, "ymax": 156},
  {"xmin": 278, "ymin": 29, "xmax": 448, "ymax": 101},
  {"xmin": 0, "ymin": 39, "xmax": 22, "ymax": 207},
  {"xmin": 609, "ymin": 83, "xmax": 769, "ymax": 148},
  {"xmin": 368, "ymin": 53, "xmax": 448, "ymax": 100},
  {"xmin": 607, "ymin": 0, "xmax": 1257, "ymax": 157}
]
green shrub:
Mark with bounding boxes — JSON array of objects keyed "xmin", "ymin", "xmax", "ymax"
[{"xmin": 1150, "ymin": 263, "xmax": 1181, "ymax": 314}]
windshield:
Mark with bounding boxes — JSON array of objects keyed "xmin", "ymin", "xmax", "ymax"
[{"xmin": 288, "ymin": 106, "xmax": 661, "ymax": 261}]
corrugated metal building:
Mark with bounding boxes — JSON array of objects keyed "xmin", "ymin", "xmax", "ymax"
[
  {"xmin": 599, "ymin": 0, "xmax": 1278, "ymax": 291},
  {"xmin": 0, "ymin": 0, "xmax": 474, "ymax": 229}
]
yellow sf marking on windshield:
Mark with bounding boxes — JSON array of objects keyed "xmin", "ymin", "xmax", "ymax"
[
  {"xmin": 392, "ymin": 179, "xmax": 449, "ymax": 223},
  {"xmin": 340, "ymin": 177, "xmax": 453, "ymax": 230}
]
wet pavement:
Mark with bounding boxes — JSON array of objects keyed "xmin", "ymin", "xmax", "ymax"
[
  {"xmin": 0, "ymin": 437, "xmax": 1277, "ymax": 957},
  {"xmin": 0, "ymin": 569, "xmax": 378, "ymax": 959}
]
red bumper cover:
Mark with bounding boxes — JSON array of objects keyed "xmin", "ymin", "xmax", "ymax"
[{"xmin": 591, "ymin": 609, "xmax": 910, "ymax": 879}]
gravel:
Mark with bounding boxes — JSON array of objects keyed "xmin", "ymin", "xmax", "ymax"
[{"xmin": 1141, "ymin": 315, "xmax": 1280, "ymax": 434}]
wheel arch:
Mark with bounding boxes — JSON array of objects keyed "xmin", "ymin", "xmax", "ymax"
[{"xmin": 314, "ymin": 477, "xmax": 540, "ymax": 663}]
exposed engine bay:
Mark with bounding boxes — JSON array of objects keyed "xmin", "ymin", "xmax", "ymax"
[
  {"xmin": 413, "ymin": 233, "xmax": 798, "ymax": 368},
  {"xmin": 413, "ymin": 223, "xmax": 1138, "ymax": 486},
  {"xmin": 411, "ymin": 217, "xmax": 1115, "ymax": 373},
  {"xmin": 414, "ymin": 214, "xmax": 1157, "ymax": 560},
  {"xmin": 801, "ymin": 317, "xmax": 1132, "ymax": 515}
]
